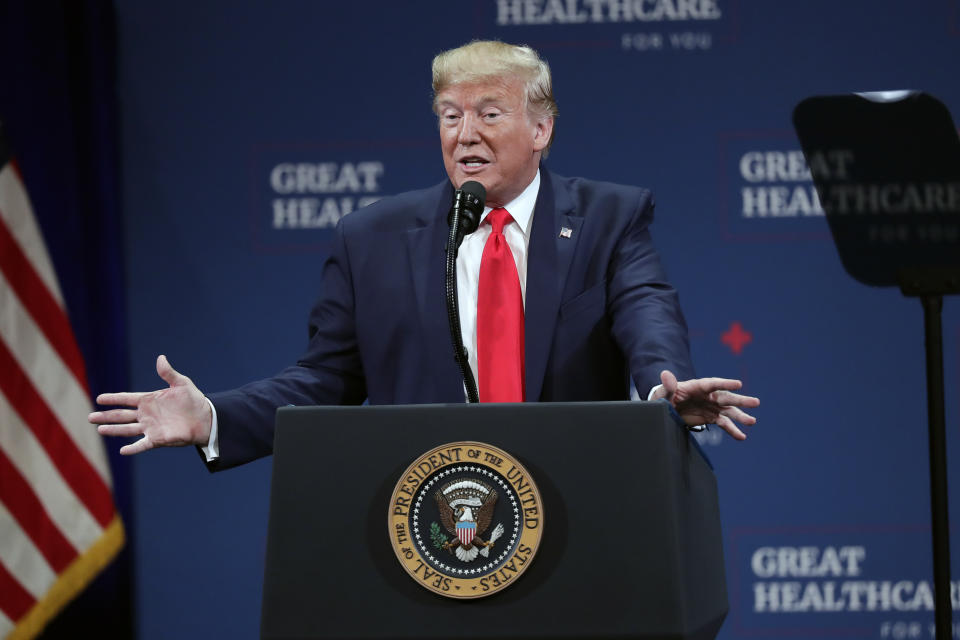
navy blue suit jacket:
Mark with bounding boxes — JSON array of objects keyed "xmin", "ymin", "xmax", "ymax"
[{"xmin": 207, "ymin": 170, "xmax": 694, "ymax": 470}]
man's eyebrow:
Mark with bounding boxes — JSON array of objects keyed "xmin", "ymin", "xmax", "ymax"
[{"xmin": 436, "ymin": 94, "xmax": 512, "ymax": 111}]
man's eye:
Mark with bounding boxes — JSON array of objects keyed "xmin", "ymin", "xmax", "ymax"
[{"xmin": 483, "ymin": 112, "xmax": 500, "ymax": 120}]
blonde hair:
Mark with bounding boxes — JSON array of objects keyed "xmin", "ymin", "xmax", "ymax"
[{"xmin": 432, "ymin": 40, "xmax": 558, "ymax": 152}]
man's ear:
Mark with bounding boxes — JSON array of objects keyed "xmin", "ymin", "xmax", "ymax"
[{"xmin": 532, "ymin": 116, "xmax": 554, "ymax": 152}]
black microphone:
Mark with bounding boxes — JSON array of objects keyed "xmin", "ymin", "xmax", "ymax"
[
  {"xmin": 448, "ymin": 180, "xmax": 486, "ymax": 249},
  {"xmin": 444, "ymin": 180, "xmax": 485, "ymax": 403}
]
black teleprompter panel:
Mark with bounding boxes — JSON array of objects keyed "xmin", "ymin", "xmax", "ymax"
[
  {"xmin": 261, "ymin": 402, "xmax": 727, "ymax": 640},
  {"xmin": 793, "ymin": 92, "xmax": 960, "ymax": 291}
]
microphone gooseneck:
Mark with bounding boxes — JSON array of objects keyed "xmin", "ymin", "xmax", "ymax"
[{"xmin": 446, "ymin": 181, "xmax": 486, "ymax": 403}]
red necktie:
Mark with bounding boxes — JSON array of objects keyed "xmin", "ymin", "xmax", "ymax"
[{"xmin": 477, "ymin": 208, "xmax": 525, "ymax": 402}]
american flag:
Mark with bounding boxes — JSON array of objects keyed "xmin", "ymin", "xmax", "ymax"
[{"xmin": 0, "ymin": 129, "xmax": 124, "ymax": 638}]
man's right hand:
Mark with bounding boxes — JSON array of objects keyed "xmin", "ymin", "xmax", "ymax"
[{"xmin": 89, "ymin": 355, "xmax": 212, "ymax": 455}]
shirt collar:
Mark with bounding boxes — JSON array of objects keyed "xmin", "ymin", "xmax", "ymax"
[{"xmin": 480, "ymin": 170, "xmax": 539, "ymax": 237}]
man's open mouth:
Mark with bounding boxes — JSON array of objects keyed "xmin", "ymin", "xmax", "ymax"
[{"xmin": 459, "ymin": 157, "xmax": 489, "ymax": 168}]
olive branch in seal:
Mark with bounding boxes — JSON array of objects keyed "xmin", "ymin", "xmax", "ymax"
[{"xmin": 429, "ymin": 521, "xmax": 449, "ymax": 550}]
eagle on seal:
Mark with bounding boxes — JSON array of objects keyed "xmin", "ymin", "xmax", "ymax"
[{"xmin": 435, "ymin": 479, "xmax": 504, "ymax": 562}]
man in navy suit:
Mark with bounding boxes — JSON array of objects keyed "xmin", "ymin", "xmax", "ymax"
[{"xmin": 91, "ymin": 41, "xmax": 758, "ymax": 466}]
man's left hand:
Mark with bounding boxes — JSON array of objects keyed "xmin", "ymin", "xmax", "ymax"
[{"xmin": 650, "ymin": 370, "xmax": 759, "ymax": 440}]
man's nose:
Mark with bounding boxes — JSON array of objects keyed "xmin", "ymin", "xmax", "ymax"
[{"xmin": 457, "ymin": 113, "xmax": 481, "ymax": 145}]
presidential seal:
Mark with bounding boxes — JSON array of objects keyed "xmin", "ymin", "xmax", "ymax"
[{"xmin": 388, "ymin": 441, "xmax": 543, "ymax": 599}]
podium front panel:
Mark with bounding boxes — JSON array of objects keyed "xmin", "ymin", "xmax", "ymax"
[{"xmin": 261, "ymin": 402, "xmax": 727, "ymax": 640}]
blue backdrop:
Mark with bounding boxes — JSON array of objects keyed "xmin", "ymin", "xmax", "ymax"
[{"xmin": 109, "ymin": 1, "xmax": 960, "ymax": 638}]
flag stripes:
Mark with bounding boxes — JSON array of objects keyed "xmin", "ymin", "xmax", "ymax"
[
  {"xmin": 0, "ymin": 165, "xmax": 64, "ymax": 306},
  {"xmin": 0, "ymin": 142, "xmax": 123, "ymax": 639},
  {"xmin": 0, "ymin": 502, "xmax": 58, "ymax": 601},
  {"xmin": 0, "ymin": 448, "xmax": 77, "ymax": 574},
  {"xmin": 0, "ymin": 562, "xmax": 34, "ymax": 626},
  {"xmin": 0, "ymin": 269, "xmax": 111, "ymax": 485},
  {"xmin": 0, "ymin": 338, "xmax": 114, "ymax": 528},
  {"xmin": 0, "ymin": 215, "xmax": 87, "ymax": 390},
  {"xmin": 0, "ymin": 392, "xmax": 104, "ymax": 552}
]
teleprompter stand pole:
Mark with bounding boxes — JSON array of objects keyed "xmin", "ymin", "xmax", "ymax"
[
  {"xmin": 900, "ymin": 270, "xmax": 955, "ymax": 639},
  {"xmin": 919, "ymin": 294, "xmax": 952, "ymax": 639}
]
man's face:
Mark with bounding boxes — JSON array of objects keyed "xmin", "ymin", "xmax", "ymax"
[{"xmin": 436, "ymin": 77, "xmax": 553, "ymax": 208}]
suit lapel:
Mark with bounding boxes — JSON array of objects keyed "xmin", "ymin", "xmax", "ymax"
[
  {"xmin": 524, "ymin": 171, "xmax": 582, "ymax": 401},
  {"xmin": 407, "ymin": 182, "xmax": 464, "ymax": 402}
]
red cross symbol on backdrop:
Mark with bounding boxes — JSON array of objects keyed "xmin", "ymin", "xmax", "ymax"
[{"xmin": 722, "ymin": 321, "xmax": 752, "ymax": 355}]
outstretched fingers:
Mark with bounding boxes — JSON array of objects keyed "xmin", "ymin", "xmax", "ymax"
[
  {"xmin": 710, "ymin": 389, "xmax": 760, "ymax": 409},
  {"xmin": 96, "ymin": 422, "xmax": 144, "ymax": 438},
  {"xmin": 89, "ymin": 408, "xmax": 139, "ymax": 425},
  {"xmin": 721, "ymin": 405, "xmax": 758, "ymax": 426},
  {"xmin": 91, "ymin": 354, "xmax": 212, "ymax": 455},
  {"xmin": 94, "ymin": 391, "xmax": 147, "ymax": 408},
  {"xmin": 119, "ymin": 436, "xmax": 154, "ymax": 456},
  {"xmin": 693, "ymin": 377, "xmax": 744, "ymax": 394},
  {"xmin": 657, "ymin": 370, "xmax": 759, "ymax": 438},
  {"xmin": 715, "ymin": 415, "xmax": 747, "ymax": 440}
]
